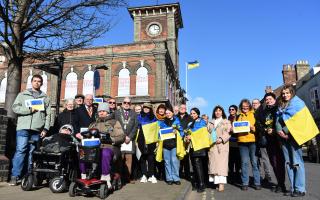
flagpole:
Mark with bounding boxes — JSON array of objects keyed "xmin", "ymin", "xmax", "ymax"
[{"xmin": 185, "ymin": 62, "xmax": 188, "ymax": 110}]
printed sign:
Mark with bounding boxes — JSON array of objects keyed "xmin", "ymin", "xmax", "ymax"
[
  {"xmin": 82, "ymin": 138, "xmax": 101, "ymax": 147},
  {"xmin": 159, "ymin": 127, "xmax": 176, "ymax": 141},
  {"xmin": 93, "ymin": 98, "xmax": 103, "ymax": 104},
  {"xmin": 25, "ymin": 99, "xmax": 45, "ymax": 111},
  {"xmin": 121, "ymin": 141, "xmax": 133, "ymax": 152},
  {"xmin": 232, "ymin": 121, "xmax": 250, "ymax": 133}
]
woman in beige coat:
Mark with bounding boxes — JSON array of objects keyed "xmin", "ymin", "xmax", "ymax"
[{"xmin": 207, "ymin": 105, "xmax": 231, "ymax": 192}]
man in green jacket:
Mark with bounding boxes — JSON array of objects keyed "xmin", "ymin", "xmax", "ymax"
[{"xmin": 9, "ymin": 74, "xmax": 51, "ymax": 186}]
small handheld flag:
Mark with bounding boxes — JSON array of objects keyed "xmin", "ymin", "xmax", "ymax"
[{"xmin": 187, "ymin": 61, "xmax": 200, "ymax": 70}]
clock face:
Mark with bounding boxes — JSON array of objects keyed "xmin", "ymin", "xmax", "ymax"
[{"xmin": 148, "ymin": 24, "xmax": 161, "ymax": 36}]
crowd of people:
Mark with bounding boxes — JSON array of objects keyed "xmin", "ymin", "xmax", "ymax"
[{"xmin": 8, "ymin": 74, "xmax": 317, "ymax": 198}]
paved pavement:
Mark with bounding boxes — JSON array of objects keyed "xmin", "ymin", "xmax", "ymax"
[
  {"xmin": 0, "ymin": 179, "xmax": 190, "ymax": 200},
  {"xmin": 185, "ymin": 162, "xmax": 320, "ymax": 200}
]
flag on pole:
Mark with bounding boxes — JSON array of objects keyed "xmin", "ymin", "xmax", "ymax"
[{"xmin": 187, "ymin": 61, "xmax": 200, "ymax": 70}]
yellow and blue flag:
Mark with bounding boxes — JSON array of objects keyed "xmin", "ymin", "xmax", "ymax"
[
  {"xmin": 187, "ymin": 61, "xmax": 200, "ymax": 70},
  {"xmin": 281, "ymin": 96, "xmax": 319, "ymax": 145},
  {"xmin": 190, "ymin": 126, "xmax": 212, "ymax": 151},
  {"xmin": 142, "ymin": 121, "xmax": 160, "ymax": 144}
]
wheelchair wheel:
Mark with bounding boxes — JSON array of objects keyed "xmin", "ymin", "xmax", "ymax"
[
  {"xmin": 99, "ymin": 184, "xmax": 108, "ymax": 199},
  {"xmin": 49, "ymin": 177, "xmax": 66, "ymax": 193},
  {"xmin": 68, "ymin": 182, "xmax": 77, "ymax": 197},
  {"xmin": 21, "ymin": 174, "xmax": 33, "ymax": 191}
]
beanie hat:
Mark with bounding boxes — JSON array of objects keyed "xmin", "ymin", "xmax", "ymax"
[{"xmin": 98, "ymin": 102, "xmax": 110, "ymax": 112}]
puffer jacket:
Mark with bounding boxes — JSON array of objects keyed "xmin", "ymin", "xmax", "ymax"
[
  {"xmin": 12, "ymin": 89, "xmax": 51, "ymax": 132},
  {"xmin": 236, "ymin": 110, "xmax": 256, "ymax": 143},
  {"xmin": 89, "ymin": 117, "xmax": 125, "ymax": 148}
]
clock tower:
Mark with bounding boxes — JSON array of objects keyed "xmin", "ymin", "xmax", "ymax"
[{"xmin": 128, "ymin": 3, "xmax": 183, "ymax": 71}]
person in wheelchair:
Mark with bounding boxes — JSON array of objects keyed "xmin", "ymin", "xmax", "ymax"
[
  {"xmin": 42, "ymin": 124, "xmax": 78, "ymax": 153},
  {"xmin": 76, "ymin": 102, "xmax": 125, "ymax": 188}
]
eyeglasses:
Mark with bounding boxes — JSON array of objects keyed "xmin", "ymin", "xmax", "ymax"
[
  {"xmin": 108, "ymin": 101, "xmax": 116, "ymax": 105},
  {"xmin": 229, "ymin": 108, "xmax": 235, "ymax": 111},
  {"xmin": 123, "ymin": 102, "xmax": 131, "ymax": 105}
]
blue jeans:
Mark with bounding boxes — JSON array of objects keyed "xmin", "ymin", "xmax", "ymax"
[
  {"xmin": 11, "ymin": 130, "xmax": 40, "ymax": 177},
  {"xmin": 281, "ymin": 139, "xmax": 306, "ymax": 192},
  {"xmin": 163, "ymin": 148, "xmax": 180, "ymax": 182},
  {"xmin": 239, "ymin": 142, "xmax": 260, "ymax": 186}
]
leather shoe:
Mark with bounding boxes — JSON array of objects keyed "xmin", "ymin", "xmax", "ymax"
[
  {"xmin": 253, "ymin": 185, "xmax": 261, "ymax": 190},
  {"xmin": 174, "ymin": 181, "xmax": 181, "ymax": 185},
  {"xmin": 291, "ymin": 191, "xmax": 305, "ymax": 197},
  {"xmin": 241, "ymin": 185, "xmax": 248, "ymax": 191}
]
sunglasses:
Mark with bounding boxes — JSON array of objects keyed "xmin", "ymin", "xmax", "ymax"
[
  {"xmin": 123, "ymin": 102, "xmax": 131, "ymax": 105},
  {"xmin": 229, "ymin": 108, "xmax": 235, "ymax": 111},
  {"xmin": 108, "ymin": 101, "xmax": 116, "ymax": 105}
]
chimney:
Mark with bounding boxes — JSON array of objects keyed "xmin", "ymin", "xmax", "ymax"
[
  {"xmin": 295, "ymin": 60, "xmax": 310, "ymax": 81},
  {"xmin": 282, "ymin": 64, "xmax": 296, "ymax": 85}
]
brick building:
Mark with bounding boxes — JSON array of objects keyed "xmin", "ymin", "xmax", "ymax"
[{"xmin": 0, "ymin": 3, "xmax": 186, "ymax": 111}]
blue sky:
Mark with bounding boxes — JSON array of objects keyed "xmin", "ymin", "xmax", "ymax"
[{"xmin": 93, "ymin": 0, "xmax": 320, "ymax": 117}]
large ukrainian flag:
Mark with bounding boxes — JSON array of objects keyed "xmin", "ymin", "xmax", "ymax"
[
  {"xmin": 142, "ymin": 121, "xmax": 160, "ymax": 144},
  {"xmin": 281, "ymin": 96, "xmax": 319, "ymax": 145},
  {"xmin": 190, "ymin": 127, "xmax": 212, "ymax": 151},
  {"xmin": 187, "ymin": 61, "xmax": 200, "ymax": 70}
]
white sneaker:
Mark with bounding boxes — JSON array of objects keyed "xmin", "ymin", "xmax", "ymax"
[
  {"xmin": 81, "ymin": 173, "xmax": 87, "ymax": 179},
  {"xmin": 140, "ymin": 175, "xmax": 147, "ymax": 183},
  {"xmin": 209, "ymin": 175, "xmax": 214, "ymax": 182},
  {"xmin": 148, "ymin": 175, "xmax": 157, "ymax": 184}
]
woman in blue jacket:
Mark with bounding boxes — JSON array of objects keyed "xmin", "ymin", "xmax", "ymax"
[
  {"xmin": 185, "ymin": 107, "xmax": 208, "ymax": 193},
  {"xmin": 158, "ymin": 107, "xmax": 183, "ymax": 185},
  {"xmin": 137, "ymin": 103, "xmax": 158, "ymax": 184}
]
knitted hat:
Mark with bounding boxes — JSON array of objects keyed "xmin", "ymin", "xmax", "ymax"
[
  {"xmin": 59, "ymin": 124, "xmax": 74, "ymax": 135},
  {"xmin": 98, "ymin": 102, "xmax": 110, "ymax": 112}
]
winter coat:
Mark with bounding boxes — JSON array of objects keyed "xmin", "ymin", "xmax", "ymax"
[
  {"xmin": 54, "ymin": 109, "xmax": 79, "ymax": 134},
  {"xmin": 207, "ymin": 119, "xmax": 231, "ymax": 176},
  {"xmin": 12, "ymin": 89, "xmax": 51, "ymax": 132},
  {"xmin": 177, "ymin": 113, "xmax": 193, "ymax": 131},
  {"xmin": 89, "ymin": 117, "xmax": 125, "ymax": 148},
  {"xmin": 115, "ymin": 108, "xmax": 138, "ymax": 154},
  {"xmin": 236, "ymin": 110, "xmax": 256, "ymax": 143},
  {"xmin": 137, "ymin": 112, "xmax": 157, "ymax": 155},
  {"xmin": 75, "ymin": 105, "xmax": 97, "ymax": 131},
  {"xmin": 158, "ymin": 116, "xmax": 183, "ymax": 150}
]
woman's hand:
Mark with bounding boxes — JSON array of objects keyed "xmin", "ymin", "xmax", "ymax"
[
  {"xmin": 250, "ymin": 125, "xmax": 255, "ymax": 132},
  {"xmin": 277, "ymin": 131, "xmax": 288, "ymax": 139},
  {"xmin": 267, "ymin": 128, "xmax": 273, "ymax": 135},
  {"xmin": 216, "ymin": 138, "xmax": 222, "ymax": 144},
  {"xmin": 76, "ymin": 133, "xmax": 83, "ymax": 140}
]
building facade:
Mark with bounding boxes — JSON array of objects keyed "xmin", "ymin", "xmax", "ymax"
[{"xmin": 0, "ymin": 3, "xmax": 186, "ymax": 111}]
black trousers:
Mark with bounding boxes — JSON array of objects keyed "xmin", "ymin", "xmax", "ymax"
[{"xmin": 140, "ymin": 153, "xmax": 155, "ymax": 177}]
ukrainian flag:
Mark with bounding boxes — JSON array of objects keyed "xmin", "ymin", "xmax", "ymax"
[
  {"xmin": 187, "ymin": 61, "xmax": 200, "ymax": 70},
  {"xmin": 190, "ymin": 127, "xmax": 212, "ymax": 151},
  {"xmin": 281, "ymin": 96, "xmax": 319, "ymax": 145},
  {"xmin": 142, "ymin": 121, "xmax": 160, "ymax": 144}
]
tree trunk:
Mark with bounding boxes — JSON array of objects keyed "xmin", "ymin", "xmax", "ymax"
[{"xmin": 4, "ymin": 60, "xmax": 23, "ymax": 118}]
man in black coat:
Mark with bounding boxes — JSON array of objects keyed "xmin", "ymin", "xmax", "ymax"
[
  {"xmin": 114, "ymin": 97, "xmax": 138, "ymax": 183},
  {"xmin": 75, "ymin": 94, "xmax": 97, "ymax": 134},
  {"xmin": 177, "ymin": 104, "xmax": 193, "ymax": 180}
]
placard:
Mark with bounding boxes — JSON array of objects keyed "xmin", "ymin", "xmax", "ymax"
[
  {"xmin": 93, "ymin": 98, "xmax": 103, "ymax": 104},
  {"xmin": 25, "ymin": 99, "xmax": 45, "ymax": 111},
  {"xmin": 159, "ymin": 127, "xmax": 176, "ymax": 141},
  {"xmin": 121, "ymin": 141, "xmax": 133, "ymax": 152},
  {"xmin": 232, "ymin": 121, "xmax": 250, "ymax": 133},
  {"xmin": 82, "ymin": 138, "xmax": 101, "ymax": 147}
]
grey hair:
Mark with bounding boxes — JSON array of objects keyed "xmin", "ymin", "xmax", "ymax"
[{"xmin": 64, "ymin": 98, "xmax": 75, "ymax": 107}]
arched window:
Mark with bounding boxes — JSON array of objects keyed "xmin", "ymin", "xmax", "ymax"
[
  {"xmin": 0, "ymin": 73, "xmax": 7, "ymax": 103},
  {"xmin": 65, "ymin": 72, "xmax": 78, "ymax": 99},
  {"xmin": 41, "ymin": 72, "xmax": 48, "ymax": 93},
  {"xmin": 118, "ymin": 68, "xmax": 130, "ymax": 96},
  {"xmin": 83, "ymin": 70, "xmax": 94, "ymax": 95},
  {"xmin": 136, "ymin": 67, "xmax": 148, "ymax": 96},
  {"xmin": 26, "ymin": 75, "xmax": 32, "ymax": 89}
]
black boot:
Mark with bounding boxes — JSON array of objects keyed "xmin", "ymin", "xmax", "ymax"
[{"xmin": 194, "ymin": 157, "xmax": 205, "ymax": 193}]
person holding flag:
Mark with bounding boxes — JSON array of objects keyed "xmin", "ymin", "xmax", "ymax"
[
  {"xmin": 157, "ymin": 107, "xmax": 184, "ymax": 185},
  {"xmin": 185, "ymin": 107, "xmax": 211, "ymax": 193},
  {"xmin": 136, "ymin": 103, "xmax": 158, "ymax": 184},
  {"xmin": 276, "ymin": 85, "xmax": 319, "ymax": 197}
]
